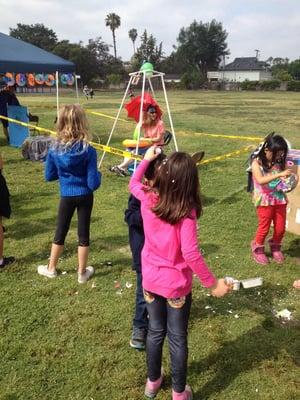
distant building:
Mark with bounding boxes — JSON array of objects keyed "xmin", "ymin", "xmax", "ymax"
[
  {"xmin": 207, "ymin": 57, "xmax": 272, "ymax": 82},
  {"xmin": 164, "ymin": 74, "xmax": 181, "ymax": 83}
]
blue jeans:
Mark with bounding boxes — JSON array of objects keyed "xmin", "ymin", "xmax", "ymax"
[
  {"xmin": 133, "ymin": 272, "xmax": 148, "ymax": 330},
  {"xmin": 144, "ymin": 291, "xmax": 192, "ymax": 393}
]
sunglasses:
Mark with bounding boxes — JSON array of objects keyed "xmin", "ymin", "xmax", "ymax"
[{"xmin": 149, "ymin": 111, "xmax": 157, "ymax": 114}]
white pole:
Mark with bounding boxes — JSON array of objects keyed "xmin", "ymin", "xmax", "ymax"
[
  {"xmin": 98, "ymin": 75, "xmax": 134, "ymax": 168},
  {"xmin": 75, "ymin": 74, "xmax": 79, "ymax": 103},
  {"xmin": 55, "ymin": 71, "xmax": 59, "ymax": 119},
  {"xmin": 133, "ymin": 71, "xmax": 146, "ymax": 171},
  {"xmin": 147, "ymin": 76, "xmax": 155, "ymax": 98},
  {"xmin": 160, "ymin": 74, "xmax": 178, "ymax": 151}
]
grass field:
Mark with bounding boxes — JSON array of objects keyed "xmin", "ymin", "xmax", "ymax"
[{"xmin": 0, "ymin": 90, "xmax": 299, "ymax": 400}]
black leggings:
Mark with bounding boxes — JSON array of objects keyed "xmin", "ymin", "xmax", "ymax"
[{"xmin": 53, "ymin": 194, "xmax": 93, "ymax": 246}]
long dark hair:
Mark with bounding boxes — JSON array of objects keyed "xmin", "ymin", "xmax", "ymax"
[
  {"xmin": 256, "ymin": 132, "xmax": 288, "ymax": 171},
  {"xmin": 151, "ymin": 152, "xmax": 202, "ymax": 224}
]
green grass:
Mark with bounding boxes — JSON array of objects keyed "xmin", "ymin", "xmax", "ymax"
[{"xmin": 0, "ymin": 90, "xmax": 300, "ymax": 400}]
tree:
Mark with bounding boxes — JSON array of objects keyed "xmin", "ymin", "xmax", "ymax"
[
  {"xmin": 87, "ymin": 37, "xmax": 126, "ymax": 78},
  {"xmin": 175, "ymin": 19, "xmax": 229, "ymax": 77},
  {"xmin": 288, "ymin": 60, "xmax": 300, "ymax": 80},
  {"xmin": 53, "ymin": 40, "xmax": 98, "ymax": 84},
  {"xmin": 128, "ymin": 28, "xmax": 138, "ymax": 54},
  {"xmin": 132, "ymin": 30, "xmax": 163, "ymax": 70},
  {"xmin": 159, "ymin": 51, "xmax": 189, "ymax": 74},
  {"xmin": 105, "ymin": 13, "xmax": 121, "ymax": 59},
  {"xmin": 271, "ymin": 57, "xmax": 289, "ymax": 80},
  {"xmin": 9, "ymin": 23, "xmax": 58, "ymax": 51}
]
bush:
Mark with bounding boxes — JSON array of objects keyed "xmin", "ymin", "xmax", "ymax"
[
  {"xmin": 260, "ymin": 80, "xmax": 281, "ymax": 90},
  {"xmin": 180, "ymin": 70, "xmax": 205, "ymax": 90},
  {"xmin": 106, "ymin": 74, "xmax": 122, "ymax": 85},
  {"xmin": 240, "ymin": 80, "xmax": 259, "ymax": 90},
  {"xmin": 273, "ymin": 70, "xmax": 292, "ymax": 81},
  {"xmin": 287, "ymin": 80, "xmax": 300, "ymax": 91}
]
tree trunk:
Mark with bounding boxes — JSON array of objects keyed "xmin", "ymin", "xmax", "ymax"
[{"xmin": 112, "ymin": 29, "xmax": 117, "ymax": 59}]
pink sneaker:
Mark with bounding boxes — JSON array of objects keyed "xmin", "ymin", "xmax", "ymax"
[
  {"xmin": 144, "ymin": 372, "xmax": 164, "ymax": 398},
  {"xmin": 268, "ymin": 239, "xmax": 284, "ymax": 263},
  {"xmin": 251, "ymin": 241, "xmax": 269, "ymax": 265},
  {"xmin": 172, "ymin": 385, "xmax": 193, "ymax": 400}
]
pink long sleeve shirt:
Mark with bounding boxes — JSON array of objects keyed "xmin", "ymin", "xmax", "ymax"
[{"xmin": 129, "ymin": 159, "xmax": 217, "ymax": 298}]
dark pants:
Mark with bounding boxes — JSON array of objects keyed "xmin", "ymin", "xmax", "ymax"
[
  {"xmin": 145, "ymin": 291, "xmax": 192, "ymax": 393},
  {"xmin": 133, "ymin": 272, "xmax": 148, "ymax": 330},
  {"xmin": 54, "ymin": 194, "xmax": 93, "ymax": 246}
]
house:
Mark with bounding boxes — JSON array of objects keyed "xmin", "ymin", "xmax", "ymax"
[{"xmin": 207, "ymin": 57, "xmax": 272, "ymax": 82}]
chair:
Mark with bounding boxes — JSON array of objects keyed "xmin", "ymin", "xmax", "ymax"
[{"xmin": 163, "ymin": 130, "xmax": 173, "ymax": 146}]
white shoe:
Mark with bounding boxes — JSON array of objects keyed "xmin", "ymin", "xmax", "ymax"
[
  {"xmin": 37, "ymin": 265, "xmax": 57, "ymax": 278},
  {"xmin": 78, "ymin": 266, "xmax": 94, "ymax": 283}
]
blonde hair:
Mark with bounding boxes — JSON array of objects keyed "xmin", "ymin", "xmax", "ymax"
[{"xmin": 57, "ymin": 104, "xmax": 91, "ymax": 144}]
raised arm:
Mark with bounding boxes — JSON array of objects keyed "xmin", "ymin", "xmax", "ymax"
[{"xmin": 252, "ymin": 159, "xmax": 291, "ymax": 185}]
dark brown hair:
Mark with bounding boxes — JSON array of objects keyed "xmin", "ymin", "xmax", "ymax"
[
  {"xmin": 151, "ymin": 152, "xmax": 202, "ymax": 224},
  {"xmin": 256, "ymin": 132, "xmax": 288, "ymax": 171}
]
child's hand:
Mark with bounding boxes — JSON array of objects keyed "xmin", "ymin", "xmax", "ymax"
[
  {"xmin": 279, "ymin": 169, "xmax": 292, "ymax": 178},
  {"xmin": 211, "ymin": 279, "xmax": 231, "ymax": 298},
  {"xmin": 144, "ymin": 146, "xmax": 160, "ymax": 161}
]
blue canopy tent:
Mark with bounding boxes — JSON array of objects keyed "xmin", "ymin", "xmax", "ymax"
[
  {"xmin": 0, "ymin": 32, "xmax": 76, "ymax": 146},
  {"xmin": 0, "ymin": 32, "xmax": 75, "ymax": 73}
]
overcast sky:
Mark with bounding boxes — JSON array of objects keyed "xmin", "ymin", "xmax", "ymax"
[{"xmin": 1, "ymin": 0, "xmax": 299, "ymax": 63}]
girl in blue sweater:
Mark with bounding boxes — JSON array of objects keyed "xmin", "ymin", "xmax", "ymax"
[{"xmin": 37, "ymin": 105, "xmax": 101, "ymax": 283}]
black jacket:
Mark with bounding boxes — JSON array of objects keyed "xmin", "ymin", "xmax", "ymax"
[{"xmin": 124, "ymin": 194, "xmax": 144, "ymax": 272}]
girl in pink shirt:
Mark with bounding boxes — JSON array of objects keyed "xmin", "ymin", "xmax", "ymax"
[{"xmin": 129, "ymin": 147, "xmax": 230, "ymax": 400}]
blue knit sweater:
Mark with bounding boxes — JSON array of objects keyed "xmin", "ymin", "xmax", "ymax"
[{"xmin": 45, "ymin": 141, "xmax": 101, "ymax": 197}]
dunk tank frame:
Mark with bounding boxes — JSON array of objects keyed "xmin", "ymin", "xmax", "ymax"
[{"xmin": 98, "ymin": 66, "xmax": 178, "ymax": 170}]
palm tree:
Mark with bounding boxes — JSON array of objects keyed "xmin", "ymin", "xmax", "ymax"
[
  {"xmin": 128, "ymin": 28, "xmax": 138, "ymax": 54},
  {"xmin": 105, "ymin": 13, "xmax": 121, "ymax": 59}
]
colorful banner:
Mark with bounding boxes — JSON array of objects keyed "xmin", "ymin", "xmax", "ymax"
[{"xmin": 1, "ymin": 73, "xmax": 73, "ymax": 87}]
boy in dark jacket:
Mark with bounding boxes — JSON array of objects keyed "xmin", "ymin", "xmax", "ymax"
[{"xmin": 124, "ymin": 153, "xmax": 166, "ymax": 350}]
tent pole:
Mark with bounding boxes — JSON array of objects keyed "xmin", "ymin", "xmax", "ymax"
[
  {"xmin": 75, "ymin": 74, "xmax": 79, "ymax": 103},
  {"xmin": 56, "ymin": 71, "xmax": 59, "ymax": 119}
]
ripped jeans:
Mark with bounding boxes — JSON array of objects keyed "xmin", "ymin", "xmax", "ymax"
[{"xmin": 144, "ymin": 290, "xmax": 192, "ymax": 393}]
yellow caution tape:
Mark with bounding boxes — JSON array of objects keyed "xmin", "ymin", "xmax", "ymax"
[
  {"xmin": 86, "ymin": 109, "xmax": 130, "ymax": 123},
  {"xmin": 198, "ymin": 145, "xmax": 255, "ymax": 165},
  {"xmin": 177, "ymin": 130, "xmax": 262, "ymax": 141},
  {"xmin": 0, "ymin": 115, "xmax": 142, "ymax": 160},
  {"xmin": 0, "ymin": 115, "xmax": 256, "ymax": 163}
]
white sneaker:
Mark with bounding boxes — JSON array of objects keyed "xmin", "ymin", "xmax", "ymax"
[
  {"xmin": 37, "ymin": 265, "xmax": 57, "ymax": 278},
  {"xmin": 78, "ymin": 266, "xmax": 94, "ymax": 283}
]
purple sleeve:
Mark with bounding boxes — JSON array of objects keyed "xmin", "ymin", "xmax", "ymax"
[
  {"xmin": 128, "ymin": 159, "xmax": 150, "ymax": 201},
  {"xmin": 180, "ymin": 215, "xmax": 217, "ymax": 288}
]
